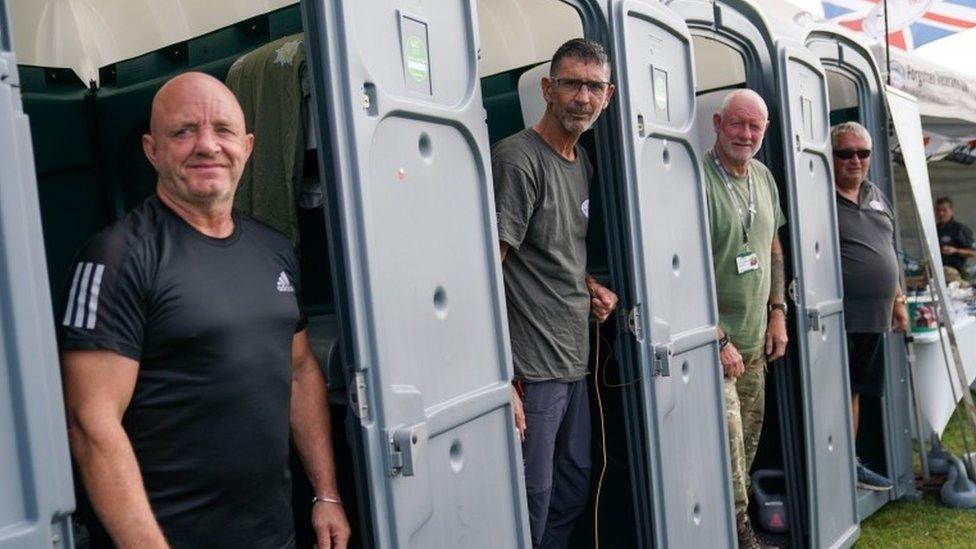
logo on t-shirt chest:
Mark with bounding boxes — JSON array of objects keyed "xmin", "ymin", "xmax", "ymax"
[{"xmin": 276, "ymin": 271, "xmax": 295, "ymax": 293}]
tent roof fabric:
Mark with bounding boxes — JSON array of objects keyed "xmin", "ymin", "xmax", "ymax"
[{"xmin": 9, "ymin": 0, "xmax": 297, "ymax": 85}]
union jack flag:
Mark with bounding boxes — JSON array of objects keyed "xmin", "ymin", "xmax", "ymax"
[{"xmin": 822, "ymin": 0, "xmax": 976, "ymax": 50}]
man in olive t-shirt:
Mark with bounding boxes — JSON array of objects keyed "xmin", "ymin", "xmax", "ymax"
[
  {"xmin": 493, "ymin": 39, "xmax": 618, "ymax": 549},
  {"xmin": 705, "ymin": 89, "xmax": 788, "ymax": 549}
]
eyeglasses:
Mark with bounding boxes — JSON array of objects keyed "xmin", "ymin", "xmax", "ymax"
[
  {"xmin": 551, "ymin": 77, "xmax": 611, "ymax": 97},
  {"xmin": 833, "ymin": 149, "xmax": 871, "ymax": 160}
]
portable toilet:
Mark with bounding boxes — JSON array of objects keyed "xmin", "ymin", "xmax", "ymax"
[
  {"xmin": 665, "ymin": 0, "xmax": 860, "ymax": 546},
  {"xmin": 476, "ymin": 0, "xmax": 739, "ymax": 546},
  {"xmin": 805, "ymin": 22, "xmax": 919, "ymax": 521},
  {"xmin": 0, "ymin": 0, "xmax": 76, "ymax": 546}
]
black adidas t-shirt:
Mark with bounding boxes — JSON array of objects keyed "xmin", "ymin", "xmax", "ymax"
[{"xmin": 59, "ymin": 195, "xmax": 305, "ymax": 548}]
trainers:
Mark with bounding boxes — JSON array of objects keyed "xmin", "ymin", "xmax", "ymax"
[{"xmin": 856, "ymin": 460, "xmax": 893, "ymax": 491}]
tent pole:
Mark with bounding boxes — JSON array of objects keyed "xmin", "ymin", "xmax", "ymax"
[{"xmin": 883, "ymin": 0, "xmax": 892, "ymax": 85}]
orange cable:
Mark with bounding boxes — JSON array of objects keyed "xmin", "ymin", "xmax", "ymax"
[{"xmin": 593, "ymin": 319, "xmax": 606, "ymax": 549}]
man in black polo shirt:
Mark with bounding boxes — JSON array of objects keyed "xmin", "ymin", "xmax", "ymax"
[
  {"xmin": 59, "ymin": 72, "xmax": 350, "ymax": 548},
  {"xmin": 935, "ymin": 197, "xmax": 975, "ymax": 276},
  {"xmin": 832, "ymin": 121, "xmax": 908, "ymax": 492}
]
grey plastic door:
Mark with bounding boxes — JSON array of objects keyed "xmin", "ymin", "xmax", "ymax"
[
  {"xmin": 806, "ymin": 29, "xmax": 916, "ymax": 512},
  {"xmin": 607, "ymin": 1, "xmax": 735, "ymax": 547},
  {"xmin": 301, "ymin": 1, "xmax": 529, "ymax": 547},
  {"xmin": 774, "ymin": 40, "xmax": 859, "ymax": 548},
  {"xmin": 0, "ymin": 2, "xmax": 76, "ymax": 547}
]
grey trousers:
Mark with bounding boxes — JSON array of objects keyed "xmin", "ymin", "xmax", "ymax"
[{"xmin": 520, "ymin": 379, "xmax": 592, "ymax": 549}]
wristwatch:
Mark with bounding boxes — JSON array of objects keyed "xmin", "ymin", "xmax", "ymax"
[
  {"xmin": 718, "ymin": 333, "xmax": 731, "ymax": 349},
  {"xmin": 768, "ymin": 302, "xmax": 788, "ymax": 317}
]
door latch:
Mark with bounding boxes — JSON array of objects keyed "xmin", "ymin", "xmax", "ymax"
[
  {"xmin": 807, "ymin": 307, "xmax": 823, "ymax": 332},
  {"xmin": 652, "ymin": 343, "xmax": 672, "ymax": 377},
  {"xmin": 388, "ymin": 422, "xmax": 428, "ymax": 477}
]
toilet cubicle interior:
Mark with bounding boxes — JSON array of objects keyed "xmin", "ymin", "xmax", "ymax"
[
  {"xmin": 480, "ymin": 1, "xmax": 643, "ymax": 546},
  {"xmin": 20, "ymin": 5, "xmax": 361, "ymax": 547},
  {"xmin": 687, "ymin": 26, "xmax": 868, "ymax": 545},
  {"xmin": 824, "ymin": 67, "xmax": 902, "ymax": 501}
]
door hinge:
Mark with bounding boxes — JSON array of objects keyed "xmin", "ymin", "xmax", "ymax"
[
  {"xmin": 652, "ymin": 343, "xmax": 672, "ymax": 377},
  {"xmin": 627, "ymin": 304, "xmax": 643, "ymax": 340},
  {"xmin": 788, "ymin": 278, "xmax": 799, "ymax": 304},
  {"xmin": 388, "ymin": 423, "xmax": 428, "ymax": 477},
  {"xmin": 351, "ymin": 372, "xmax": 369, "ymax": 420}
]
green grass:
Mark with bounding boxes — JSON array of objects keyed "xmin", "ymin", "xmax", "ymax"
[{"xmin": 856, "ymin": 392, "xmax": 976, "ymax": 548}]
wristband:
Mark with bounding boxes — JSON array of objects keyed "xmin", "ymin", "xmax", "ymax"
[
  {"xmin": 312, "ymin": 495, "xmax": 343, "ymax": 506},
  {"xmin": 718, "ymin": 333, "xmax": 731, "ymax": 349}
]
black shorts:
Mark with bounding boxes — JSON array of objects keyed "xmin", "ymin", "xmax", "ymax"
[{"xmin": 847, "ymin": 332, "xmax": 885, "ymax": 397}]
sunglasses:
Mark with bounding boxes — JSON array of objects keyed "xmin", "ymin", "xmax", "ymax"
[{"xmin": 833, "ymin": 149, "xmax": 871, "ymax": 160}]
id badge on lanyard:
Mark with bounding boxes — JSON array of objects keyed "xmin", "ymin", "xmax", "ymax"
[
  {"xmin": 714, "ymin": 154, "xmax": 759, "ymax": 275},
  {"xmin": 736, "ymin": 251, "xmax": 759, "ymax": 274}
]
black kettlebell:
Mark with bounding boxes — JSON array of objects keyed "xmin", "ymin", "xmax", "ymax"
[{"xmin": 752, "ymin": 469, "xmax": 789, "ymax": 534}]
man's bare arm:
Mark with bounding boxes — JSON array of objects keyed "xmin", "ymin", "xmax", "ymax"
[
  {"xmin": 765, "ymin": 235, "xmax": 789, "ymax": 360},
  {"xmin": 954, "ymin": 246, "xmax": 976, "ymax": 258},
  {"xmin": 500, "ymin": 241, "xmax": 510, "ymax": 261},
  {"xmin": 290, "ymin": 330, "xmax": 350, "ymax": 548},
  {"xmin": 769, "ymin": 235, "xmax": 786, "ymax": 304},
  {"xmin": 63, "ymin": 350, "xmax": 168, "ymax": 549}
]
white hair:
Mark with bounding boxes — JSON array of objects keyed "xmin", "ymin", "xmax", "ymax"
[
  {"xmin": 831, "ymin": 121, "xmax": 873, "ymax": 150},
  {"xmin": 717, "ymin": 89, "xmax": 768, "ymax": 119}
]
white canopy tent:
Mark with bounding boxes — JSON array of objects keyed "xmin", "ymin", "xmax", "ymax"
[
  {"xmin": 749, "ymin": 0, "xmax": 976, "ymax": 161},
  {"xmin": 8, "ymin": 0, "xmax": 297, "ymax": 86}
]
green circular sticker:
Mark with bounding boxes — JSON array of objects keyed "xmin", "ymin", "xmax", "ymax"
[{"xmin": 405, "ymin": 35, "xmax": 429, "ymax": 83}]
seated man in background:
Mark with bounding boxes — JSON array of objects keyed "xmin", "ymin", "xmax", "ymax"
[
  {"xmin": 832, "ymin": 121, "xmax": 908, "ymax": 491},
  {"xmin": 935, "ymin": 197, "xmax": 975, "ymax": 277},
  {"xmin": 59, "ymin": 72, "xmax": 350, "ymax": 549}
]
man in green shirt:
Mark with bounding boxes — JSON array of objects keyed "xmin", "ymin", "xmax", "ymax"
[{"xmin": 704, "ymin": 89, "xmax": 788, "ymax": 549}]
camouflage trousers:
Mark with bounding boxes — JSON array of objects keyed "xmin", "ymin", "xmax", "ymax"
[{"xmin": 724, "ymin": 352, "xmax": 767, "ymax": 517}]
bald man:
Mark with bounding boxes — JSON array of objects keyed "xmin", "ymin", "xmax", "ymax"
[
  {"xmin": 59, "ymin": 72, "xmax": 350, "ymax": 548},
  {"xmin": 705, "ymin": 89, "xmax": 787, "ymax": 549}
]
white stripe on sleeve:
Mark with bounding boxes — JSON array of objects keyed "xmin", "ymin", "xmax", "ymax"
[
  {"xmin": 74, "ymin": 262, "xmax": 94, "ymax": 328},
  {"xmin": 85, "ymin": 264, "xmax": 105, "ymax": 330},
  {"xmin": 62, "ymin": 263, "xmax": 84, "ymax": 326}
]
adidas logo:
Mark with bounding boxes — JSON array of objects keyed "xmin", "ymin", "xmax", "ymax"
[{"xmin": 276, "ymin": 271, "xmax": 295, "ymax": 293}]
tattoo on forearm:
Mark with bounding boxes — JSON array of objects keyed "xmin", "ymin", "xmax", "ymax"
[{"xmin": 769, "ymin": 251, "xmax": 785, "ymax": 303}]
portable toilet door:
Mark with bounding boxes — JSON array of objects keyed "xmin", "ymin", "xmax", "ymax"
[
  {"xmin": 0, "ymin": 0, "xmax": 77, "ymax": 546},
  {"xmin": 600, "ymin": 0, "xmax": 736, "ymax": 546},
  {"xmin": 771, "ymin": 33, "xmax": 860, "ymax": 549},
  {"xmin": 299, "ymin": 1, "xmax": 530, "ymax": 547},
  {"xmin": 805, "ymin": 24, "xmax": 918, "ymax": 519},
  {"xmin": 666, "ymin": 1, "xmax": 860, "ymax": 547}
]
